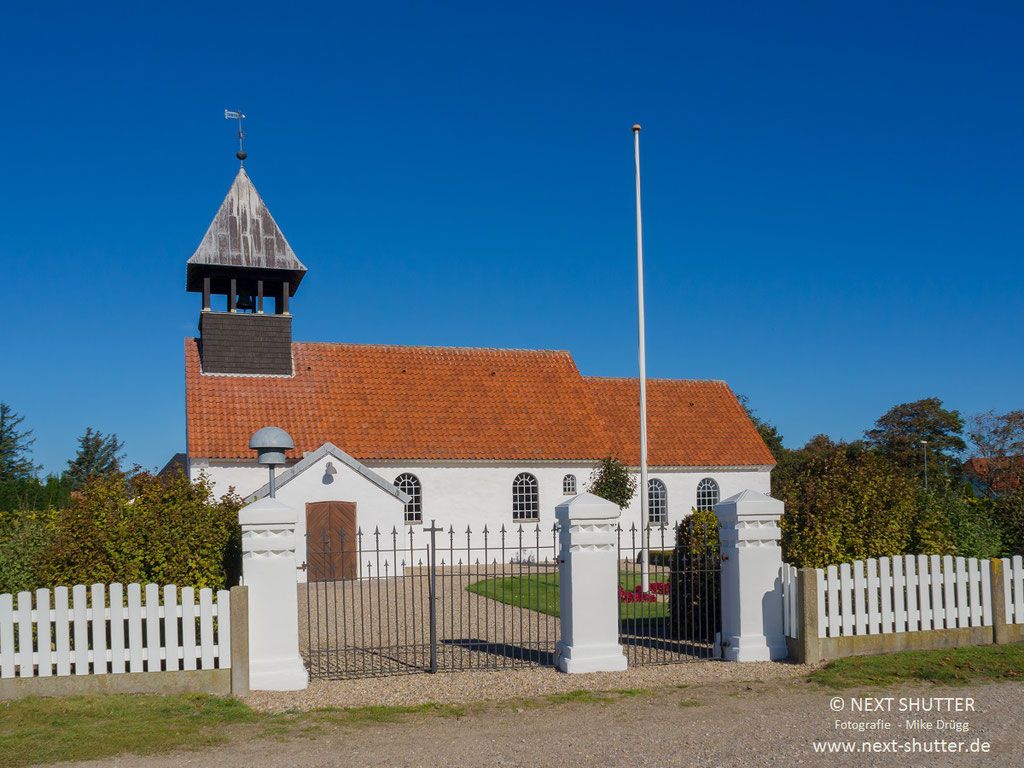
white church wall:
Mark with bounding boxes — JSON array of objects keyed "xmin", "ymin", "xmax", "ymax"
[{"xmin": 194, "ymin": 458, "xmax": 772, "ymax": 575}]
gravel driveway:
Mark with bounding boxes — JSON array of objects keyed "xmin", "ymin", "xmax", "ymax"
[{"xmin": 68, "ymin": 676, "xmax": 1024, "ymax": 767}]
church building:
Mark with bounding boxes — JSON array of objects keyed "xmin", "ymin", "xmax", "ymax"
[{"xmin": 182, "ymin": 166, "xmax": 774, "ymax": 577}]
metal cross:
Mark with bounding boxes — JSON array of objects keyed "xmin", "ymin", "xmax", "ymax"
[{"xmin": 224, "ymin": 109, "xmax": 247, "ymax": 162}]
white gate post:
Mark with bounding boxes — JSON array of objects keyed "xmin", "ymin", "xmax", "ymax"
[
  {"xmin": 239, "ymin": 497, "xmax": 308, "ymax": 690},
  {"xmin": 715, "ymin": 490, "xmax": 788, "ymax": 662},
  {"xmin": 555, "ymin": 493, "xmax": 628, "ymax": 673}
]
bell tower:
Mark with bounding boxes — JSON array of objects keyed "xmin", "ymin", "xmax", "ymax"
[{"xmin": 187, "ymin": 167, "xmax": 306, "ymax": 375}]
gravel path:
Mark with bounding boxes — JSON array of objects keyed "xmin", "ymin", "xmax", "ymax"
[
  {"xmin": 68, "ymin": 677, "xmax": 1024, "ymax": 767},
  {"xmin": 247, "ymin": 659, "xmax": 814, "ymax": 711}
]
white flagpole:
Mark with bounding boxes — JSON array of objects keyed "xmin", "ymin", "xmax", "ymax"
[{"xmin": 633, "ymin": 124, "xmax": 651, "ymax": 593}]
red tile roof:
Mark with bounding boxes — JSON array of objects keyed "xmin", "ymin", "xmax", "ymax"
[{"xmin": 185, "ymin": 339, "xmax": 774, "ymax": 467}]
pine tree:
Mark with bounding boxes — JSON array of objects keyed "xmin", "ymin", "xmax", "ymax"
[
  {"xmin": 66, "ymin": 428, "xmax": 126, "ymax": 489},
  {"xmin": 0, "ymin": 402, "xmax": 39, "ymax": 481}
]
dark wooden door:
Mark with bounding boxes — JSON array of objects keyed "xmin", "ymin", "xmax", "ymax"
[{"xmin": 306, "ymin": 501, "xmax": 357, "ymax": 580}]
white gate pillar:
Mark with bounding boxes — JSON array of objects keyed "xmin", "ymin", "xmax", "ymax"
[
  {"xmin": 715, "ymin": 490, "xmax": 788, "ymax": 662},
  {"xmin": 239, "ymin": 497, "xmax": 308, "ymax": 690},
  {"xmin": 555, "ymin": 493, "xmax": 628, "ymax": 673}
]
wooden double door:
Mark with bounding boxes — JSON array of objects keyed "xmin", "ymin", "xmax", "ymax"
[{"xmin": 306, "ymin": 501, "xmax": 357, "ymax": 580}]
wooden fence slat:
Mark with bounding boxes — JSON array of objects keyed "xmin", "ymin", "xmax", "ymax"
[
  {"xmin": 54, "ymin": 587, "xmax": 71, "ymax": 676},
  {"xmin": 892, "ymin": 556, "xmax": 906, "ymax": 633},
  {"xmin": 917, "ymin": 554, "xmax": 932, "ymax": 632},
  {"xmin": 36, "ymin": 588, "xmax": 52, "ymax": 677},
  {"xmin": 866, "ymin": 558, "xmax": 880, "ymax": 634},
  {"xmin": 904, "ymin": 555, "xmax": 919, "ymax": 632},
  {"xmin": 826, "ymin": 565, "xmax": 840, "ymax": 637},
  {"xmin": 853, "ymin": 560, "xmax": 867, "ymax": 635},
  {"xmin": 816, "ymin": 568, "xmax": 826, "ymax": 638},
  {"xmin": 181, "ymin": 587, "xmax": 197, "ymax": 671},
  {"xmin": 929, "ymin": 555, "xmax": 944, "ymax": 629},
  {"xmin": 0, "ymin": 593, "xmax": 14, "ymax": 678},
  {"xmin": 956, "ymin": 557, "xmax": 969, "ymax": 628},
  {"xmin": 163, "ymin": 585, "xmax": 179, "ymax": 671},
  {"xmin": 879, "ymin": 557, "xmax": 893, "ymax": 634},
  {"xmin": 981, "ymin": 559, "xmax": 993, "ymax": 626},
  {"xmin": 1013, "ymin": 556, "xmax": 1024, "ymax": 625},
  {"xmin": 109, "ymin": 583, "xmax": 125, "ymax": 674},
  {"xmin": 72, "ymin": 584, "xmax": 89, "ymax": 675},
  {"xmin": 91, "ymin": 584, "xmax": 107, "ymax": 675},
  {"xmin": 17, "ymin": 592, "xmax": 33, "ymax": 678},
  {"xmin": 216, "ymin": 589, "xmax": 231, "ymax": 667},
  {"xmin": 839, "ymin": 563, "xmax": 854, "ymax": 636},
  {"xmin": 943, "ymin": 555, "xmax": 957, "ymax": 628},
  {"xmin": 127, "ymin": 583, "xmax": 144, "ymax": 673},
  {"xmin": 199, "ymin": 588, "xmax": 215, "ymax": 669},
  {"xmin": 968, "ymin": 558, "xmax": 982, "ymax": 627},
  {"xmin": 145, "ymin": 584, "xmax": 161, "ymax": 672}
]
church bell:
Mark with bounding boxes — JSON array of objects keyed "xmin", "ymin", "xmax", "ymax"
[{"xmin": 235, "ymin": 293, "xmax": 256, "ymax": 311}]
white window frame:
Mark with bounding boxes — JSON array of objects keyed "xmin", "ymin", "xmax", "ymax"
[
  {"xmin": 562, "ymin": 473, "xmax": 577, "ymax": 495},
  {"xmin": 512, "ymin": 472, "xmax": 540, "ymax": 521},
  {"xmin": 395, "ymin": 473, "xmax": 423, "ymax": 525},
  {"xmin": 696, "ymin": 477, "xmax": 719, "ymax": 512},
  {"xmin": 648, "ymin": 478, "xmax": 667, "ymax": 526}
]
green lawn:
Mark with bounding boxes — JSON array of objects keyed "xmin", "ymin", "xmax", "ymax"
[
  {"xmin": 809, "ymin": 643, "xmax": 1024, "ymax": 688},
  {"xmin": 466, "ymin": 572, "xmax": 670, "ymax": 620}
]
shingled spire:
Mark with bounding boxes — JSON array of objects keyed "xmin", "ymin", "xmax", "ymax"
[{"xmin": 188, "ymin": 168, "xmax": 306, "ymax": 376}]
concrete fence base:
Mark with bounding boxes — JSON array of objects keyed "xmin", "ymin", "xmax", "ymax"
[
  {"xmin": 788, "ymin": 561, "xmax": 1023, "ymax": 664},
  {"xmin": 0, "ymin": 585, "xmax": 249, "ymax": 701}
]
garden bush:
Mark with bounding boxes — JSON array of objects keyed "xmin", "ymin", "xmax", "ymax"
[
  {"xmin": 32, "ymin": 469, "xmax": 243, "ymax": 592},
  {"xmin": 777, "ymin": 446, "xmax": 953, "ymax": 568},
  {"xmin": 669, "ymin": 507, "xmax": 721, "ymax": 642},
  {"xmin": 0, "ymin": 510, "xmax": 52, "ymax": 595}
]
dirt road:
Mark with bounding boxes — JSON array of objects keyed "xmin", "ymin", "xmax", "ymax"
[{"xmin": 67, "ymin": 677, "xmax": 1023, "ymax": 767}]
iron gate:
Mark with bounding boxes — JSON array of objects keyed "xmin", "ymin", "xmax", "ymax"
[
  {"xmin": 617, "ymin": 522, "xmax": 722, "ymax": 664},
  {"xmin": 300, "ymin": 518, "xmax": 720, "ymax": 679},
  {"xmin": 301, "ymin": 522, "xmax": 560, "ymax": 678}
]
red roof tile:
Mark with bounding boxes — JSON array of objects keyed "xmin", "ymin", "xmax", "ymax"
[{"xmin": 185, "ymin": 339, "xmax": 774, "ymax": 467}]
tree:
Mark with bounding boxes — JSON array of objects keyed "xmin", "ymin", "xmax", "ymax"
[
  {"xmin": 966, "ymin": 409, "xmax": 1024, "ymax": 553},
  {"xmin": 865, "ymin": 398, "xmax": 966, "ymax": 481},
  {"xmin": 736, "ymin": 394, "xmax": 785, "ymax": 457},
  {"xmin": 0, "ymin": 402, "xmax": 39, "ymax": 481},
  {"xmin": 66, "ymin": 428, "xmax": 126, "ymax": 490},
  {"xmin": 588, "ymin": 456, "xmax": 637, "ymax": 510}
]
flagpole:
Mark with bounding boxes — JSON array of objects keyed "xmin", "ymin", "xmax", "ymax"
[{"xmin": 633, "ymin": 124, "xmax": 651, "ymax": 593}]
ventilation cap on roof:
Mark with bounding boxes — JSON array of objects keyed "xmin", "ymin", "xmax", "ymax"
[{"xmin": 249, "ymin": 426, "xmax": 294, "ymax": 466}]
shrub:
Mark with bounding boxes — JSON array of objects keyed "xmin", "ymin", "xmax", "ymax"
[
  {"xmin": 669, "ymin": 508, "xmax": 721, "ymax": 642},
  {"xmin": 0, "ymin": 510, "xmax": 52, "ymax": 595},
  {"xmin": 34, "ymin": 469, "xmax": 242, "ymax": 591},
  {"xmin": 921, "ymin": 486, "xmax": 1006, "ymax": 560},
  {"xmin": 777, "ymin": 447, "xmax": 954, "ymax": 568},
  {"xmin": 588, "ymin": 457, "xmax": 637, "ymax": 510}
]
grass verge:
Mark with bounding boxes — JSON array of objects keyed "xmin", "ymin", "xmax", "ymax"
[
  {"xmin": 809, "ymin": 643, "xmax": 1024, "ymax": 688},
  {"xmin": 467, "ymin": 572, "xmax": 670, "ymax": 619}
]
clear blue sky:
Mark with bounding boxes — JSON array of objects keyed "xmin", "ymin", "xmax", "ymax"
[{"xmin": 2, "ymin": 1, "xmax": 1022, "ymax": 476}]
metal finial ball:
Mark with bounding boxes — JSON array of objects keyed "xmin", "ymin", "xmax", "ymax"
[
  {"xmin": 236, "ymin": 151, "xmax": 247, "ymax": 161},
  {"xmin": 632, "ymin": 124, "xmax": 642, "ymax": 132}
]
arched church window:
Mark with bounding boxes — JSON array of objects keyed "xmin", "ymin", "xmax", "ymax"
[
  {"xmin": 512, "ymin": 473, "xmax": 540, "ymax": 521},
  {"xmin": 395, "ymin": 473, "xmax": 422, "ymax": 524},
  {"xmin": 696, "ymin": 478, "xmax": 719, "ymax": 512},
  {"xmin": 562, "ymin": 474, "xmax": 577, "ymax": 495},
  {"xmin": 648, "ymin": 478, "xmax": 667, "ymax": 525}
]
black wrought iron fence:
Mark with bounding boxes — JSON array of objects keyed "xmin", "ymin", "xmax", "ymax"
[
  {"xmin": 617, "ymin": 522, "xmax": 722, "ymax": 664},
  {"xmin": 301, "ymin": 522, "xmax": 560, "ymax": 679}
]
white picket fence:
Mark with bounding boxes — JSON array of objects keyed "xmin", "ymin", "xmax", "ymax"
[
  {"xmin": 0, "ymin": 583, "xmax": 230, "ymax": 679},
  {"xmin": 783, "ymin": 555, "xmax": 1024, "ymax": 640}
]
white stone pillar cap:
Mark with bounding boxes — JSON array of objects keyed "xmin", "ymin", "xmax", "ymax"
[
  {"xmin": 555, "ymin": 492, "xmax": 621, "ymax": 522},
  {"xmin": 714, "ymin": 489, "xmax": 783, "ymax": 521},
  {"xmin": 239, "ymin": 497, "xmax": 297, "ymax": 526}
]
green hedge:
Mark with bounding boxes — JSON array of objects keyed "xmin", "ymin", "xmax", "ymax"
[{"xmin": 0, "ymin": 470, "xmax": 242, "ymax": 594}]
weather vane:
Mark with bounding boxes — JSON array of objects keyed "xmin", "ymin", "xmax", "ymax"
[{"xmin": 224, "ymin": 109, "xmax": 247, "ymax": 164}]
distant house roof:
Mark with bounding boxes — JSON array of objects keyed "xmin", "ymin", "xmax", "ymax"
[
  {"xmin": 963, "ymin": 456, "xmax": 1024, "ymax": 493},
  {"xmin": 186, "ymin": 168, "xmax": 306, "ymax": 292},
  {"xmin": 158, "ymin": 452, "xmax": 187, "ymax": 478},
  {"xmin": 185, "ymin": 339, "xmax": 775, "ymax": 468}
]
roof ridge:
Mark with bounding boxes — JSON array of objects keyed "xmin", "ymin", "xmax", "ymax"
[
  {"xmin": 293, "ymin": 340, "xmax": 574, "ymax": 355},
  {"xmin": 584, "ymin": 375, "xmax": 729, "ymax": 385}
]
